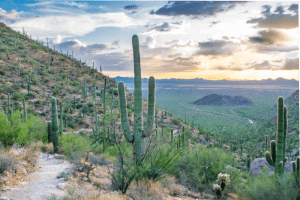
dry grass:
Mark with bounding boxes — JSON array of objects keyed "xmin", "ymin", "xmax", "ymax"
[
  {"xmin": 169, "ymin": 184, "xmax": 181, "ymax": 197},
  {"xmin": 127, "ymin": 179, "xmax": 167, "ymax": 200}
]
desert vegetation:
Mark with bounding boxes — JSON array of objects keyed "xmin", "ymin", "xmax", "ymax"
[{"xmin": 0, "ymin": 22, "xmax": 299, "ymax": 200}]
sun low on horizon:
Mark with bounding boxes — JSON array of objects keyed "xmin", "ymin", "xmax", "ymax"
[{"xmin": 0, "ymin": 0, "xmax": 298, "ymax": 81}]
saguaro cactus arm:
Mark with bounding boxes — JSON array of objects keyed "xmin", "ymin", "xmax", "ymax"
[
  {"xmin": 118, "ymin": 82, "xmax": 133, "ymax": 143},
  {"xmin": 265, "ymin": 140, "xmax": 276, "ymax": 166},
  {"xmin": 292, "ymin": 156, "xmax": 299, "ymax": 184},
  {"xmin": 142, "ymin": 76, "xmax": 155, "ymax": 137}
]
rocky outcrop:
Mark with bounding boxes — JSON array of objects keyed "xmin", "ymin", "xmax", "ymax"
[
  {"xmin": 192, "ymin": 94, "xmax": 254, "ymax": 106},
  {"xmin": 249, "ymin": 158, "xmax": 293, "ymax": 177}
]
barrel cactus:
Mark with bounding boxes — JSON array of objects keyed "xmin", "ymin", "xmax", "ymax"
[{"xmin": 118, "ymin": 35, "xmax": 155, "ymax": 163}]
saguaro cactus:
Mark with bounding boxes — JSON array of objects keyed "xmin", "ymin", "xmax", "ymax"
[
  {"xmin": 48, "ymin": 122, "xmax": 52, "ymax": 143},
  {"xmin": 265, "ymin": 97, "xmax": 288, "ymax": 177},
  {"xmin": 51, "ymin": 97, "xmax": 59, "ymax": 153},
  {"xmin": 59, "ymin": 102, "xmax": 63, "ymax": 135},
  {"xmin": 118, "ymin": 35, "xmax": 155, "ymax": 163},
  {"xmin": 23, "ymin": 98, "xmax": 27, "ymax": 122},
  {"xmin": 292, "ymin": 156, "xmax": 299, "ymax": 185}
]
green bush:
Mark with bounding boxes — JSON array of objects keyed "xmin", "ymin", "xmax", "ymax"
[
  {"xmin": 0, "ymin": 111, "xmax": 46, "ymax": 147},
  {"xmin": 60, "ymin": 73, "xmax": 68, "ymax": 79},
  {"xmin": 172, "ymin": 145, "xmax": 235, "ymax": 191},
  {"xmin": 58, "ymin": 132, "xmax": 91, "ymax": 159},
  {"xmin": 30, "ymin": 44, "xmax": 39, "ymax": 51},
  {"xmin": 87, "ymin": 101, "xmax": 94, "ymax": 108},
  {"xmin": 235, "ymin": 167, "xmax": 299, "ymax": 200},
  {"xmin": 0, "ymin": 69, "xmax": 5, "ymax": 75},
  {"xmin": 72, "ymin": 81, "xmax": 78, "ymax": 86},
  {"xmin": 12, "ymin": 92, "xmax": 23, "ymax": 101},
  {"xmin": 67, "ymin": 122, "xmax": 75, "ymax": 129}
]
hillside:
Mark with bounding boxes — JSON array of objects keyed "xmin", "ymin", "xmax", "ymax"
[{"xmin": 191, "ymin": 94, "xmax": 254, "ymax": 107}]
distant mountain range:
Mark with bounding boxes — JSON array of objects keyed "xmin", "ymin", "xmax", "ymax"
[
  {"xmin": 112, "ymin": 76, "xmax": 299, "ymax": 86},
  {"xmin": 192, "ymin": 94, "xmax": 254, "ymax": 107}
]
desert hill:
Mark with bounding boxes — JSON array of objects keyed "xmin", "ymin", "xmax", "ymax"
[{"xmin": 192, "ymin": 94, "xmax": 254, "ymax": 107}]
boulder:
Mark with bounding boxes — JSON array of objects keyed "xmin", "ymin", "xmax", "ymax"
[{"xmin": 249, "ymin": 158, "xmax": 293, "ymax": 177}]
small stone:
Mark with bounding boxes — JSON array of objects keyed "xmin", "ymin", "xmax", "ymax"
[
  {"xmin": 0, "ymin": 197, "xmax": 9, "ymax": 200},
  {"xmin": 57, "ymin": 183, "xmax": 69, "ymax": 190},
  {"xmin": 54, "ymin": 154, "xmax": 66, "ymax": 160}
]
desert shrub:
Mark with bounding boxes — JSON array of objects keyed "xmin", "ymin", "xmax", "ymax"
[
  {"xmin": 0, "ymin": 153, "xmax": 18, "ymax": 174},
  {"xmin": 72, "ymin": 81, "xmax": 78, "ymax": 86},
  {"xmin": 60, "ymin": 57, "xmax": 67, "ymax": 61},
  {"xmin": 60, "ymin": 73, "xmax": 68, "ymax": 79},
  {"xmin": 235, "ymin": 167, "xmax": 299, "ymax": 200},
  {"xmin": 12, "ymin": 92, "xmax": 23, "ymax": 101},
  {"xmin": 0, "ymin": 111, "xmax": 46, "ymax": 147},
  {"xmin": 58, "ymin": 132, "xmax": 91, "ymax": 160},
  {"xmin": 172, "ymin": 145, "xmax": 235, "ymax": 191},
  {"xmin": 30, "ymin": 44, "xmax": 39, "ymax": 51},
  {"xmin": 67, "ymin": 122, "xmax": 75, "ymax": 129},
  {"xmin": 87, "ymin": 101, "xmax": 94, "ymax": 108}
]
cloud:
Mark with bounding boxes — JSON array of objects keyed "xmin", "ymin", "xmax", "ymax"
[
  {"xmin": 150, "ymin": 1, "xmax": 246, "ymax": 17},
  {"xmin": 257, "ymin": 45, "xmax": 298, "ymax": 53},
  {"xmin": 9, "ymin": 12, "xmax": 146, "ymax": 39},
  {"xmin": 26, "ymin": 1, "xmax": 88, "ymax": 9},
  {"xmin": 0, "ymin": 8, "xmax": 23, "ymax": 22},
  {"xmin": 281, "ymin": 58, "xmax": 299, "ymax": 70},
  {"xmin": 247, "ymin": 4, "xmax": 298, "ymax": 29},
  {"xmin": 210, "ymin": 21, "xmax": 220, "ymax": 27},
  {"xmin": 249, "ymin": 30, "xmax": 292, "ymax": 44},
  {"xmin": 112, "ymin": 40, "xmax": 120, "ymax": 47},
  {"xmin": 143, "ymin": 22, "xmax": 174, "ymax": 33},
  {"xmin": 211, "ymin": 65, "xmax": 244, "ymax": 71},
  {"xmin": 250, "ymin": 60, "xmax": 273, "ymax": 70},
  {"xmin": 124, "ymin": 5, "xmax": 139, "ymax": 10},
  {"xmin": 288, "ymin": 4, "xmax": 298, "ymax": 14},
  {"xmin": 196, "ymin": 40, "xmax": 239, "ymax": 56},
  {"xmin": 165, "ymin": 40, "xmax": 179, "ymax": 45}
]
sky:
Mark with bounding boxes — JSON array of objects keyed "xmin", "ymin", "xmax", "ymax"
[{"xmin": 0, "ymin": 1, "xmax": 299, "ymax": 80}]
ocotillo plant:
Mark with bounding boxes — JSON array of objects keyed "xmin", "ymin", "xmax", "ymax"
[
  {"xmin": 265, "ymin": 97, "xmax": 288, "ymax": 177},
  {"xmin": 51, "ymin": 97, "xmax": 59, "ymax": 153},
  {"xmin": 118, "ymin": 35, "xmax": 155, "ymax": 163}
]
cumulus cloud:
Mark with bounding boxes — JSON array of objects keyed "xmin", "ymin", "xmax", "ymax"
[
  {"xmin": 281, "ymin": 58, "xmax": 299, "ymax": 70},
  {"xmin": 247, "ymin": 4, "xmax": 298, "ymax": 29},
  {"xmin": 250, "ymin": 60, "xmax": 274, "ymax": 70},
  {"xmin": 195, "ymin": 40, "xmax": 239, "ymax": 56},
  {"xmin": 249, "ymin": 29, "xmax": 292, "ymax": 44},
  {"xmin": 0, "ymin": 8, "xmax": 23, "ymax": 22},
  {"xmin": 150, "ymin": 1, "xmax": 246, "ymax": 18}
]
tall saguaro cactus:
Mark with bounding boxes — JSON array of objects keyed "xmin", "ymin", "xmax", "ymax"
[
  {"xmin": 51, "ymin": 97, "xmax": 59, "ymax": 153},
  {"xmin": 265, "ymin": 97, "xmax": 288, "ymax": 177},
  {"xmin": 118, "ymin": 35, "xmax": 155, "ymax": 163}
]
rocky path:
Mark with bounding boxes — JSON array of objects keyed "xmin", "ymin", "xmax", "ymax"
[{"xmin": 1, "ymin": 153, "xmax": 73, "ymax": 200}]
